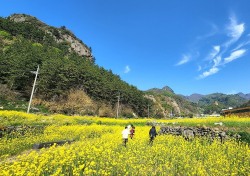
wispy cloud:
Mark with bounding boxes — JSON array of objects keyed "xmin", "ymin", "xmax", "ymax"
[
  {"xmin": 224, "ymin": 49, "xmax": 246, "ymax": 64},
  {"xmin": 214, "ymin": 45, "xmax": 220, "ymax": 53},
  {"xmin": 206, "ymin": 45, "xmax": 221, "ymax": 61},
  {"xmin": 228, "ymin": 15, "xmax": 245, "ymax": 39},
  {"xmin": 232, "ymin": 40, "xmax": 250, "ymax": 51},
  {"xmin": 124, "ymin": 65, "xmax": 130, "ymax": 73},
  {"xmin": 198, "ymin": 49, "xmax": 246, "ymax": 79},
  {"xmin": 176, "ymin": 54, "xmax": 191, "ymax": 66},
  {"xmin": 198, "ymin": 67, "xmax": 219, "ymax": 79},
  {"xmin": 179, "ymin": 13, "xmax": 248, "ymax": 80},
  {"xmin": 197, "ymin": 14, "xmax": 248, "ymax": 79},
  {"xmin": 224, "ymin": 15, "xmax": 245, "ymax": 47},
  {"xmin": 213, "ymin": 55, "xmax": 222, "ymax": 67}
]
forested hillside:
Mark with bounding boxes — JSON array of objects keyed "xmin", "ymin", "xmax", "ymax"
[{"xmin": 0, "ymin": 14, "xmax": 151, "ymax": 117}]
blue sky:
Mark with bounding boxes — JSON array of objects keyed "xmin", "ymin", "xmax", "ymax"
[{"xmin": 1, "ymin": 0, "xmax": 250, "ymax": 95}]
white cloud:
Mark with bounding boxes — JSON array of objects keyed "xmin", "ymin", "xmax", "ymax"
[
  {"xmin": 197, "ymin": 49, "xmax": 246, "ymax": 79},
  {"xmin": 224, "ymin": 49, "xmax": 246, "ymax": 64},
  {"xmin": 233, "ymin": 40, "xmax": 250, "ymax": 51},
  {"xmin": 176, "ymin": 54, "xmax": 190, "ymax": 66},
  {"xmin": 214, "ymin": 45, "xmax": 220, "ymax": 53},
  {"xmin": 232, "ymin": 42, "xmax": 245, "ymax": 51},
  {"xmin": 124, "ymin": 65, "xmax": 130, "ymax": 73},
  {"xmin": 206, "ymin": 45, "xmax": 221, "ymax": 61},
  {"xmin": 228, "ymin": 15, "xmax": 245, "ymax": 39},
  {"xmin": 224, "ymin": 15, "xmax": 245, "ymax": 47},
  {"xmin": 194, "ymin": 14, "xmax": 249, "ymax": 80},
  {"xmin": 198, "ymin": 67, "xmax": 219, "ymax": 79},
  {"xmin": 213, "ymin": 56, "xmax": 222, "ymax": 67}
]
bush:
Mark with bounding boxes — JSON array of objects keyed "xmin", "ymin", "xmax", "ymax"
[
  {"xmin": 0, "ymin": 30, "xmax": 11, "ymax": 39},
  {"xmin": 188, "ymin": 113, "xmax": 194, "ymax": 118},
  {"xmin": 238, "ymin": 131, "xmax": 250, "ymax": 144}
]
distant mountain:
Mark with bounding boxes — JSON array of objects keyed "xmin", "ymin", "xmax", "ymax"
[
  {"xmin": 237, "ymin": 92, "xmax": 250, "ymax": 100},
  {"xmin": 182, "ymin": 93, "xmax": 205, "ymax": 103},
  {"xmin": 184, "ymin": 92, "xmax": 249, "ymax": 106},
  {"xmin": 198, "ymin": 93, "xmax": 247, "ymax": 106}
]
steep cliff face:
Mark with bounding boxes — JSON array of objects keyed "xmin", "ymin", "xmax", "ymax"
[{"xmin": 9, "ymin": 14, "xmax": 93, "ymax": 61}]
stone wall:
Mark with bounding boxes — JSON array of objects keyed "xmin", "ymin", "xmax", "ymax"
[{"xmin": 158, "ymin": 126, "xmax": 240, "ymax": 142}]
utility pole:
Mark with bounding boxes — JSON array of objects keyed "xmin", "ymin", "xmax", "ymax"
[
  {"xmin": 116, "ymin": 92, "xmax": 120, "ymax": 118},
  {"xmin": 27, "ymin": 65, "xmax": 39, "ymax": 113}
]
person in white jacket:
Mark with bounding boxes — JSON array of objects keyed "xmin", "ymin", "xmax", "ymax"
[{"xmin": 122, "ymin": 126, "xmax": 130, "ymax": 147}]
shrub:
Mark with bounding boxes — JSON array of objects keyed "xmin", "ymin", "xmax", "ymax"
[
  {"xmin": 0, "ymin": 30, "xmax": 11, "ymax": 39},
  {"xmin": 238, "ymin": 131, "xmax": 250, "ymax": 144}
]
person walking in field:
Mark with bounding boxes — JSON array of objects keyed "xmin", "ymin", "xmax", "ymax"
[
  {"xmin": 122, "ymin": 126, "xmax": 130, "ymax": 147},
  {"xmin": 149, "ymin": 126, "xmax": 157, "ymax": 145},
  {"xmin": 130, "ymin": 125, "xmax": 135, "ymax": 139}
]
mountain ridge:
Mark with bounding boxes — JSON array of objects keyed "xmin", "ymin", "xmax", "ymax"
[
  {"xmin": 183, "ymin": 92, "xmax": 250, "ymax": 102},
  {"xmin": 148, "ymin": 86, "xmax": 250, "ymax": 103}
]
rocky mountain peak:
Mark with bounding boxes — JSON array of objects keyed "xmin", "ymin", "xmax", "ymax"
[
  {"xmin": 8, "ymin": 14, "xmax": 94, "ymax": 61},
  {"xmin": 162, "ymin": 86, "xmax": 174, "ymax": 93}
]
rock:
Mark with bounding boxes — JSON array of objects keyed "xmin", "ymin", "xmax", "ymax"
[{"xmin": 183, "ymin": 129, "xmax": 195, "ymax": 140}]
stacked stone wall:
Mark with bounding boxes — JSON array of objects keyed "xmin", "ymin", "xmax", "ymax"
[{"xmin": 158, "ymin": 126, "xmax": 240, "ymax": 142}]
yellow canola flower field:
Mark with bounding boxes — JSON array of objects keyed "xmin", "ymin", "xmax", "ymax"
[
  {"xmin": 1, "ymin": 110, "xmax": 250, "ymax": 127},
  {"xmin": 0, "ymin": 125, "xmax": 249, "ymax": 176}
]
